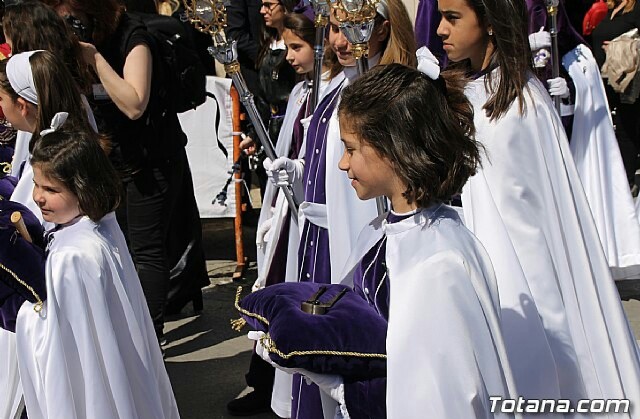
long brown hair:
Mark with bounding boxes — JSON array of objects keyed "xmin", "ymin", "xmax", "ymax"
[
  {"xmin": 40, "ymin": 0, "xmax": 124, "ymax": 46},
  {"xmin": 456, "ymin": 0, "xmax": 532, "ymax": 120},
  {"xmin": 2, "ymin": 0, "xmax": 92, "ymax": 94},
  {"xmin": 0, "ymin": 52, "xmax": 96, "ymax": 153},
  {"xmin": 378, "ymin": 0, "xmax": 417, "ymax": 68}
]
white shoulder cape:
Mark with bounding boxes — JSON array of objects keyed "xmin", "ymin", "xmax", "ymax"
[
  {"xmin": 1, "ymin": 97, "xmax": 99, "ymax": 419},
  {"xmin": 563, "ymin": 44, "xmax": 640, "ymax": 280},
  {"xmin": 341, "ymin": 206, "xmax": 518, "ymax": 418},
  {"xmin": 15, "ymin": 214, "xmax": 180, "ymax": 419},
  {"xmin": 462, "ymin": 70, "xmax": 640, "ymax": 410}
]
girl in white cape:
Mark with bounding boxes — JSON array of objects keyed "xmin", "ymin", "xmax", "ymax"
[
  {"xmin": 16, "ymin": 123, "xmax": 179, "ymax": 419},
  {"xmin": 437, "ymin": 0, "xmax": 640, "ymax": 410},
  {"xmin": 0, "ymin": 49, "xmax": 99, "ymax": 419},
  {"xmin": 260, "ymin": 2, "xmax": 417, "ymax": 417},
  {"xmin": 234, "ymin": 9, "xmax": 333, "ymax": 418},
  {"xmin": 335, "ymin": 61, "xmax": 518, "ymax": 418}
]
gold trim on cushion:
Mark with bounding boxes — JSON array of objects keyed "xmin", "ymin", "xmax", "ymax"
[
  {"xmin": 233, "ymin": 286, "xmax": 387, "ymax": 360},
  {"xmin": 0, "ymin": 261, "xmax": 43, "ymax": 313}
]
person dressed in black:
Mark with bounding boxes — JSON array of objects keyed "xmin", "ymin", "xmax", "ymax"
[
  {"xmin": 592, "ymin": 0, "xmax": 640, "ymax": 185},
  {"xmin": 227, "ymin": 0, "xmax": 299, "ymax": 200},
  {"xmin": 44, "ymin": 0, "xmax": 207, "ymax": 347}
]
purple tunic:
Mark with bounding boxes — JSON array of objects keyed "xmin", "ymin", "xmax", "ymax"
[
  {"xmin": 292, "ymin": 83, "xmax": 344, "ymax": 419},
  {"xmin": 351, "ymin": 211, "xmax": 414, "ymax": 320},
  {"xmin": 526, "ymin": 0, "xmax": 585, "ymax": 57},
  {"xmin": 342, "ymin": 210, "xmax": 415, "ymax": 418},
  {"xmin": 297, "ymin": 83, "xmax": 344, "ymax": 285},
  {"xmin": 414, "ymin": 0, "xmax": 447, "ymax": 65},
  {"xmin": 526, "ymin": 0, "xmax": 583, "ymax": 137}
]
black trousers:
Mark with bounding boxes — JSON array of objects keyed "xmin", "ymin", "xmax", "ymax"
[{"xmin": 116, "ymin": 148, "xmax": 186, "ymax": 338}]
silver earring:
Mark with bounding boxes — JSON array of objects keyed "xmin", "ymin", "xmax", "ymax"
[{"xmin": 488, "ymin": 29, "xmax": 493, "ymax": 36}]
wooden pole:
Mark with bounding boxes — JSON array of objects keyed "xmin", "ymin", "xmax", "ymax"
[
  {"xmin": 230, "ymin": 85, "xmax": 246, "ymax": 279},
  {"xmin": 11, "ymin": 211, "xmax": 32, "ymax": 243}
]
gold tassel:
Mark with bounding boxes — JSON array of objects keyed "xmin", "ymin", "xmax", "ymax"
[
  {"xmin": 230, "ymin": 317, "xmax": 247, "ymax": 331},
  {"xmin": 230, "ymin": 286, "xmax": 246, "ymax": 331}
]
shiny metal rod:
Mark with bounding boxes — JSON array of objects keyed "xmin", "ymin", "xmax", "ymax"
[
  {"xmin": 311, "ymin": 26, "xmax": 326, "ymax": 111},
  {"xmin": 546, "ymin": 1, "xmax": 561, "ymax": 114},
  {"xmin": 227, "ymin": 70, "xmax": 300, "ymax": 218}
]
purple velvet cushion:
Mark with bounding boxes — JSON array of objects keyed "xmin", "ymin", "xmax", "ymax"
[
  {"xmin": 238, "ymin": 282, "xmax": 387, "ymax": 381},
  {"xmin": 0, "ymin": 201, "xmax": 46, "ymax": 332}
]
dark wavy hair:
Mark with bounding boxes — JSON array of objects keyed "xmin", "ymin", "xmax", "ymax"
[
  {"xmin": 40, "ymin": 0, "xmax": 124, "ymax": 46},
  {"xmin": 450, "ymin": 0, "xmax": 533, "ymax": 120},
  {"xmin": 2, "ymin": 0, "xmax": 92, "ymax": 93},
  {"xmin": 30, "ymin": 129, "xmax": 121, "ymax": 222},
  {"xmin": 338, "ymin": 64, "xmax": 481, "ymax": 207}
]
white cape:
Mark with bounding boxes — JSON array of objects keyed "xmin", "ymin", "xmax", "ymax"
[
  {"xmin": 463, "ymin": 70, "xmax": 640, "ymax": 411},
  {"xmin": 341, "ymin": 206, "xmax": 518, "ymax": 418},
  {"xmin": 563, "ymin": 44, "xmax": 640, "ymax": 280},
  {"xmin": 1, "ymin": 97, "xmax": 99, "ymax": 419},
  {"xmin": 15, "ymin": 214, "xmax": 180, "ymax": 419}
]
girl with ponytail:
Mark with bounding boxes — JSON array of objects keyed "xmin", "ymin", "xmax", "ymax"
[{"xmin": 437, "ymin": 0, "xmax": 640, "ymax": 406}]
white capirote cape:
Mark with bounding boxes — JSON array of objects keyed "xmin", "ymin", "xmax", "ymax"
[
  {"xmin": 255, "ymin": 73, "xmax": 337, "ymax": 289},
  {"xmin": 563, "ymin": 44, "xmax": 640, "ymax": 280},
  {"xmin": 340, "ymin": 205, "xmax": 518, "ymax": 418},
  {"xmin": 15, "ymin": 214, "xmax": 180, "ymax": 419},
  {"xmin": 463, "ymin": 70, "xmax": 640, "ymax": 410}
]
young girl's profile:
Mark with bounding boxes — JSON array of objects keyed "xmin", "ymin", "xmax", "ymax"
[
  {"xmin": 331, "ymin": 61, "xmax": 517, "ymax": 417},
  {"xmin": 15, "ymin": 124, "xmax": 180, "ymax": 419}
]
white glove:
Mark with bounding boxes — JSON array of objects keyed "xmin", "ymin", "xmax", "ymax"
[
  {"xmin": 528, "ymin": 27, "xmax": 551, "ymax": 51},
  {"xmin": 268, "ymin": 157, "xmax": 303, "ymax": 186},
  {"xmin": 301, "ymin": 370, "xmax": 345, "ymax": 405},
  {"xmin": 265, "ymin": 156, "xmax": 305, "ymax": 200},
  {"xmin": 252, "ymin": 276, "xmax": 266, "ymax": 292},
  {"xmin": 547, "ymin": 77, "xmax": 570, "ymax": 99},
  {"xmin": 247, "ymin": 331, "xmax": 345, "ymax": 405},
  {"xmin": 248, "ymin": 331, "xmax": 299, "ymax": 373},
  {"xmin": 256, "ymin": 216, "xmax": 274, "ymax": 249}
]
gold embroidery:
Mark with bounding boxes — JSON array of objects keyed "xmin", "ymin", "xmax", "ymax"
[
  {"xmin": 230, "ymin": 286, "xmax": 263, "ymax": 331},
  {"xmin": 260, "ymin": 333, "xmax": 387, "ymax": 360}
]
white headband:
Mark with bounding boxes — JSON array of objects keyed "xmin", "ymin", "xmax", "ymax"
[
  {"xmin": 376, "ymin": 0, "xmax": 388, "ymax": 19},
  {"xmin": 40, "ymin": 112, "xmax": 69, "ymax": 137},
  {"xmin": 6, "ymin": 50, "xmax": 43, "ymax": 106},
  {"xmin": 416, "ymin": 46, "xmax": 440, "ymax": 80}
]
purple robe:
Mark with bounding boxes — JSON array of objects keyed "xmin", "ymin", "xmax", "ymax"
[
  {"xmin": 342, "ymin": 211, "xmax": 414, "ymax": 418},
  {"xmin": 292, "ymin": 82, "xmax": 345, "ymax": 419},
  {"xmin": 297, "ymin": 83, "xmax": 344, "ymax": 285},
  {"xmin": 415, "ymin": 0, "xmax": 447, "ymax": 66},
  {"xmin": 526, "ymin": 0, "xmax": 585, "ymax": 56},
  {"xmin": 526, "ymin": 0, "xmax": 585, "ymax": 136}
]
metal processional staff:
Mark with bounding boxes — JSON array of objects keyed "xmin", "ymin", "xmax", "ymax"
[
  {"xmin": 329, "ymin": 0, "xmax": 388, "ymax": 215},
  {"xmin": 183, "ymin": 0, "xmax": 300, "ymax": 218}
]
